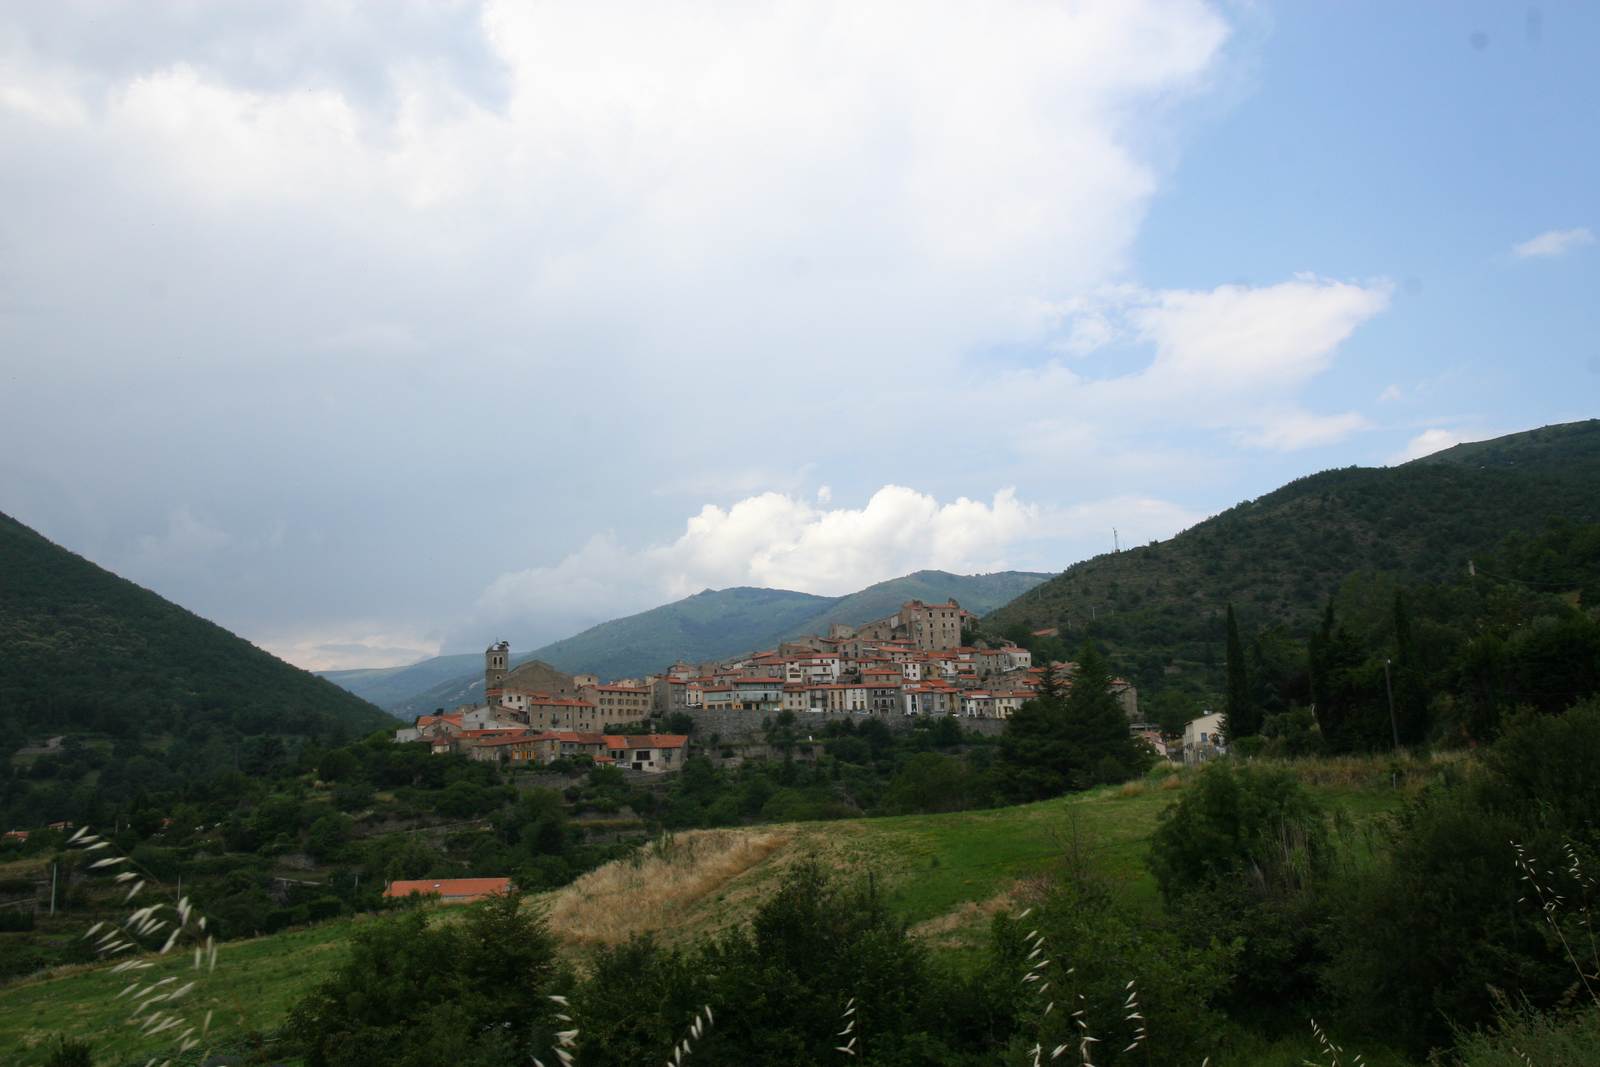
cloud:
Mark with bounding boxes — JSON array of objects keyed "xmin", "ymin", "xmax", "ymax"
[
  {"xmin": 471, "ymin": 486, "xmax": 1040, "ymax": 637},
  {"xmin": 464, "ymin": 484, "xmax": 1211, "ymax": 648},
  {"xmin": 990, "ymin": 276, "xmax": 1392, "ymax": 461},
  {"xmin": 4, "ymin": 2, "xmax": 1386, "ymax": 668},
  {"xmin": 1390, "ymin": 427, "xmax": 1485, "ymax": 464},
  {"xmin": 1239, "ymin": 410, "xmax": 1372, "ymax": 451},
  {"xmin": 1377, "ymin": 384, "xmax": 1403, "ymax": 403},
  {"xmin": 1132, "ymin": 276, "xmax": 1392, "ymax": 394},
  {"xmin": 258, "ymin": 626, "xmax": 443, "ymax": 673},
  {"xmin": 1512, "ymin": 228, "xmax": 1594, "ymax": 259},
  {"xmin": 133, "ymin": 506, "xmax": 230, "ymax": 568}
]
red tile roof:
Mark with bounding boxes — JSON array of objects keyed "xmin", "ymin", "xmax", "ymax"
[
  {"xmin": 384, "ymin": 877, "xmax": 512, "ymax": 903},
  {"xmin": 474, "ymin": 731, "xmax": 537, "ymax": 747},
  {"xmin": 605, "ymin": 734, "xmax": 689, "ymax": 750}
]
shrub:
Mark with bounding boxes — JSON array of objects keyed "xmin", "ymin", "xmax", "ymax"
[
  {"xmin": 288, "ymin": 891, "xmax": 567, "ymax": 1066},
  {"xmin": 1326, "ymin": 702, "xmax": 1600, "ymax": 1055},
  {"xmin": 1449, "ymin": 1001, "xmax": 1600, "ymax": 1067},
  {"xmin": 43, "ymin": 1036, "xmax": 93, "ymax": 1067},
  {"xmin": 0, "ymin": 908, "xmax": 35, "ymax": 932},
  {"xmin": 1148, "ymin": 763, "xmax": 1331, "ymax": 1017},
  {"xmin": 988, "ymin": 876, "xmax": 1236, "ymax": 1065},
  {"xmin": 1148, "ymin": 763, "xmax": 1328, "ymax": 902}
]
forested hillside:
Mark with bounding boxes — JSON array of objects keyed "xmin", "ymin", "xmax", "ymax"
[
  {"xmin": 0, "ymin": 511, "xmax": 394, "ymax": 825},
  {"xmin": 985, "ymin": 420, "xmax": 1600, "ymax": 693}
]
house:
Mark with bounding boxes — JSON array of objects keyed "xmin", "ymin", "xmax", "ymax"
[
  {"xmin": 468, "ymin": 731, "xmax": 542, "ymax": 763},
  {"xmin": 604, "ymin": 734, "xmax": 689, "ymax": 773},
  {"xmin": 702, "ymin": 679, "xmax": 784, "ymax": 712},
  {"xmin": 383, "ymin": 877, "xmax": 512, "ymax": 905},
  {"xmin": 578, "ymin": 682, "xmax": 653, "ymax": 722},
  {"xmin": 861, "ymin": 667, "xmax": 905, "ymax": 711},
  {"xmin": 1183, "ymin": 712, "xmax": 1226, "ymax": 765},
  {"xmin": 532, "ymin": 731, "xmax": 610, "ymax": 763},
  {"xmin": 520, "ymin": 695, "xmax": 605, "ymax": 732},
  {"xmin": 1001, "ymin": 646, "xmax": 1033, "ymax": 670},
  {"xmin": 902, "ymin": 683, "xmax": 958, "ymax": 716}
]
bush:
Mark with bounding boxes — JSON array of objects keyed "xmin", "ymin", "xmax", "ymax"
[
  {"xmin": 988, "ymin": 876, "xmax": 1236, "ymax": 1065},
  {"xmin": 0, "ymin": 908, "xmax": 35, "ymax": 932},
  {"xmin": 1449, "ymin": 1002, "xmax": 1600, "ymax": 1067},
  {"xmin": 1147, "ymin": 763, "xmax": 1331, "ymax": 1017},
  {"xmin": 288, "ymin": 892, "xmax": 566, "ymax": 1066},
  {"xmin": 1326, "ymin": 702, "xmax": 1600, "ymax": 1054},
  {"xmin": 43, "ymin": 1036, "xmax": 93, "ymax": 1067},
  {"xmin": 1148, "ymin": 763, "xmax": 1328, "ymax": 901}
]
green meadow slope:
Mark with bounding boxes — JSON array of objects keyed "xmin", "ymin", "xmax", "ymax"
[{"xmin": 0, "ymin": 758, "xmax": 1418, "ymax": 1065}]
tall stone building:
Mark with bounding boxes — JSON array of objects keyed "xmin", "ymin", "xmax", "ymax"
[
  {"xmin": 485, "ymin": 640, "xmax": 510, "ymax": 705},
  {"xmin": 899, "ymin": 600, "xmax": 965, "ymax": 651}
]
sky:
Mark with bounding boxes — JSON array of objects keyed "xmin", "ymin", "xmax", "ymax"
[{"xmin": 1, "ymin": 1, "xmax": 1596, "ymax": 671}]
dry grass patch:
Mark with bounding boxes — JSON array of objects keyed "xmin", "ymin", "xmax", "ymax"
[
  {"xmin": 1119, "ymin": 780, "xmax": 1147, "ymax": 797},
  {"xmin": 909, "ymin": 883, "xmax": 1021, "ymax": 953},
  {"xmin": 542, "ymin": 829, "xmax": 790, "ymax": 948}
]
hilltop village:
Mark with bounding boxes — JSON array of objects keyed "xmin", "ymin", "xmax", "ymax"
[{"xmin": 396, "ymin": 599, "xmax": 1148, "ymax": 769}]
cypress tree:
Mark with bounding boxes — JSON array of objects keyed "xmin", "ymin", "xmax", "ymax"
[
  {"xmin": 1223, "ymin": 604, "xmax": 1260, "ymax": 738},
  {"xmin": 1391, "ymin": 590, "xmax": 1427, "ymax": 745}
]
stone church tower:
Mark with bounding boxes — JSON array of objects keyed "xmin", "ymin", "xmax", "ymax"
[{"xmin": 485, "ymin": 641, "xmax": 509, "ymax": 705}]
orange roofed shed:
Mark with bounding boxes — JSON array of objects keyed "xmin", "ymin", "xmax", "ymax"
[{"xmin": 383, "ymin": 877, "xmax": 513, "ymax": 904}]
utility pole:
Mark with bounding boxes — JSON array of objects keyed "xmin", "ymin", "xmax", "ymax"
[
  {"xmin": 49, "ymin": 862, "xmax": 57, "ymax": 916},
  {"xmin": 1383, "ymin": 658, "xmax": 1400, "ymax": 750},
  {"xmin": 1113, "ymin": 527, "xmax": 1120, "ymax": 553}
]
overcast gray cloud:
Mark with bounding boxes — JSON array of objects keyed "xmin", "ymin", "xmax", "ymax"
[{"xmin": 0, "ymin": 1, "xmax": 1407, "ymax": 671}]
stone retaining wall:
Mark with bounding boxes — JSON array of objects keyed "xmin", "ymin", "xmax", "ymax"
[{"xmin": 683, "ymin": 707, "xmax": 1007, "ymax": 744}]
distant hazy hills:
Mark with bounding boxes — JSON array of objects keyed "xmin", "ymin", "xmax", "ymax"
[
  {"xmin": 327, "ymin": 570, "xmax": 1050, "ymax": 718},
  {"xmin": 0, "ymin": 511, "xmax": 395, "ymax": 739},
  {"xmin": 984, "ymin": 419, "xmax": 1600, "ymax": 693}
]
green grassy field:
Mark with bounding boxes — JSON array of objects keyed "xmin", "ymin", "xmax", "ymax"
[{"xmin": 0, "ymin": 762, "xmax": 1418, "ymax": 1066}]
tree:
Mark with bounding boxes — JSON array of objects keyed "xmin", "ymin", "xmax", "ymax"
[
  {"xmin": 289, "ymin": 892, "xmax": 566, "ymax": 1067},
  {"xmin": 1001, "ymin": 642, "xmax": 1147, "ymax": 798},
  {"xmin": 1222, "ymin": 604, "xmax": 1260, "ymax": 738},
  {"xmin": 1390, "ymin": 590, "xmax": 1428, "ymax": 745},
  {"xmin": 1309, "ymin": 599, "xmax": 1380, "ymax": 752}
]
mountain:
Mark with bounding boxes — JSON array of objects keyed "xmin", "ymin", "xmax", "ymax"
[
  {"xmin": 350, "ymin": 570, "xmax": 1051, "ymax": 718},
  {"xmin": 316, "ymin": 654, "xmax": 487, "ymax": 710},
  {"xmin": 982, "ymin": 420, "xmax": 1600, "ymax": 693},
  {"xmin": 0, "ymin": 511, "xmax": 395, "ymax": 742}
]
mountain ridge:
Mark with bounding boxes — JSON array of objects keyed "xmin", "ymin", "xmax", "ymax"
[
  {"xmin": 981, "ymin": 419, "xmax": 1600, "ymax": 694},
  {"xmin": 0, "ymin": 510, "xmax": 395, "ymax": 741}
]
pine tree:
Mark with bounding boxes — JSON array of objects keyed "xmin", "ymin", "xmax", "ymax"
[
  {"xmin": 1391, "ymin": 590, "xmax": 1428, "ymax": 745},
  {"xmin": 1222, "ymin": 604, "xmax": 1260, "ymax": 738},
  {"xmin": 1037, "ymin": 659, "xmax": 1064, "ymax": 701},
  {"xmin": 1059, "ymin": 642, "xmax": 1148, "ymax": 788},
  {"xmin": 1000, "ymin": 643, "xmax": 1147, "ymax": 798}
]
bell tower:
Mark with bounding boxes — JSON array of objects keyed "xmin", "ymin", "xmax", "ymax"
[{"xmin": 485, "ymin": 640, "xmax": 509, "ymax": 705}]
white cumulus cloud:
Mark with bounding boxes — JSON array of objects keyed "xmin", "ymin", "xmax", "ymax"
[
  {"xmin": 1512, "ymin": 228, "xmax": 1594, "ymax": 259},
  {"xmin": 471, "ymin": 486, "xmax": 1040, "ymax": 639},
  {"xmin": 1390, "ymin": 427, "xmax": 1485, "ymax": 464},
  {"xmin": 464, "ymin": 484, "xmax": 1212, "ymax": 648},
  {"xmin": 987, "ymin": 276, "xmax": 1392, "ymax": 461}
]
